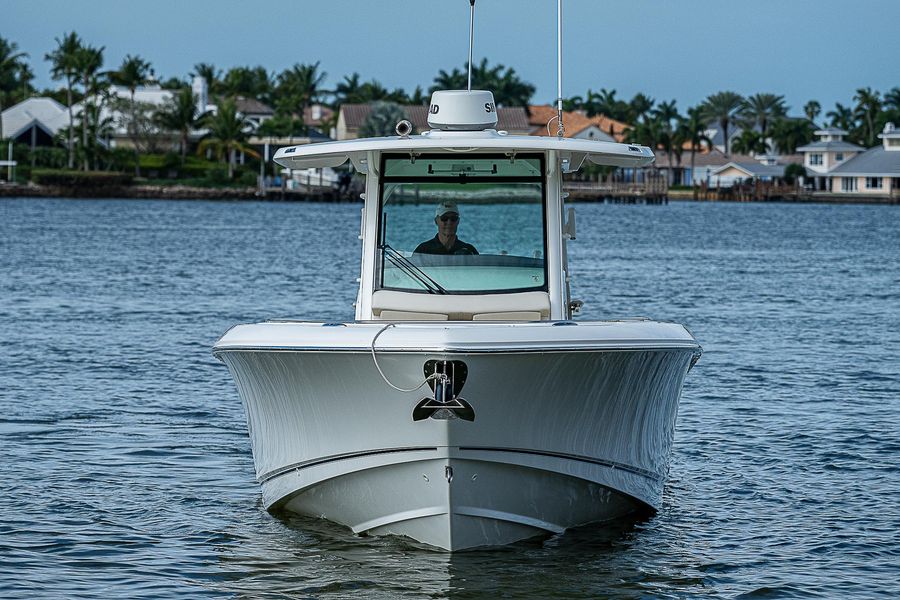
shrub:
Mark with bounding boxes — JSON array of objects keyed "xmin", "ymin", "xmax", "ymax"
[
  {"xmin": 204, "ymin": 167, "xmax": 230, "ymax": 184},
  {"xmin": 31, "ymin": 169, "xmax": 133, "ymax": 187},
  {"xmin": 237, "ymin": 170, "xmax": 258, "ymax": 186},
  {"xmin": 783, "ymin": 163, "xmax": 806, "ymax": 184}
]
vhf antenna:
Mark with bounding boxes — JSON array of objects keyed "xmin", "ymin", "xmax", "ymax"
[
  {"xmin": 557, "ymin": 0, "xmax": 565, "ymax": 138},
  {"xmin": 467, "ymin": 0, "xmax": 476, "ymax": 91}
]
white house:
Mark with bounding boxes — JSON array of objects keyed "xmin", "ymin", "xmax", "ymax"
[
  {"xmin": 796, "ymin": 127, "xmax": 864, "ymax": 190},
  {"xmin": 0, "ymin": 97, "xmax": 71, "ymax": 146},
  {"xmin": 825, "ymin": 122, "xmax": 900, "ymax": 196},
  {"xmin": 708, "ymin": 159, "xmax": 790, "ymax": 187}
]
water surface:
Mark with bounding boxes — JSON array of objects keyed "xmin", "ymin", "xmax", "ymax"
[{"xmin": 1, "ymin": 198, "xmax": 898, "ymax": 598}]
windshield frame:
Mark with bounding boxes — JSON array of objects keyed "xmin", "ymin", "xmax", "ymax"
[{"xmin": 375, "ymin": 152, "xmax": 548, "ymax": 295}]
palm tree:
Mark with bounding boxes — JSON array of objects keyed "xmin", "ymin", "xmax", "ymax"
[
  {"xmin": 431, "ymin": 67, "xmax": 466, "ymax": 91},
  {"xmin": 628, "ymin": 92, "xmax": 655, "ymax": 124},
  {"xmin": 625, "ymin": 118, "xmax": 661, "ymax": 151},
  {"xmin": 45, "ymin": 32, "xmax": 82, "ymax": 168},
  {"xmin": 884, "ymin": 87, "xmax": 900, "ymax": 125},
  {"xmin": 155, "ymin": 87, "xmax": 199, "ymax": 167},
  {"xmin": 676, "ymin": 107, "xmax": 713, "ymax": 197},
  {"xmin": 561, "ymin": 94, "xmax": 584, "ymax": 112},
  {"xmin": 16, "ymin": 61, "xmax": 34, "ymax": 101},
  {"xmin": 221, "ymin": 65, "xmax": 273, "ymax": 104},
  {"xmin": 112, "ymin": 54, "xmax": 152, "ymax": 175},
  {"xmin": 700, "ymin": 91, "xmax": 744, "ymax": 155},
  {"xmin": 885, "ymin": 87, "xmax": 900, "ymax": 112},
  {"xmin": 590, "ymin": 88, "xmax": 630, "ymax": 121},
  {"xmin": 359, "ymin": 101, "xmax": 406, "ymax": 138},
  {"xmin": 334, "ymin": 73, "xmax": 363, "ymax": 105},
  {"xmin": 731, "ymin": 129, "xmax": 767, "ymax": 155},
  {"xmin": 488, "ymin": 61, "xmax": 535, "ymax": 107},
  {"xmin": 198, "ymin": 98, "xmax": 259, "ymax": 178},
  {"xmin": 739, "ymin": 93, "xmax": 786, "ymax": 150},
  {"xmin": 192, "ymin": 62, "xmax": 222, "ymax": 94},
  {"xmin": 275, "ymin": 62, "xmax": 326, "ymax": 118},
  {"xmin": 826, "ymin": 102, "xmax": 854, "ymax": 131},
  {"xmin": 652, "ymin": 100, "xmax": 680, "ymax": 183},
  {"xmin": 430, "ymin": 59, "xmax": 534, "ymax": 107},
  {"xmin": 769, "ymin": 117, "xmax": 815, "ymax": 155},
  {"xmin": 409, "ymin": 86, "xmax": 428, "ymax": 105},
  {"xmin": 0, "ymin": 37, "xmax": 28, "ymax": 143},
  {"xmin": 803, "ymin": 100, "xmax": 821, "ymax": 126},
  {"xmin": 853, "ymin": 87, "xmax": 882, "ymax": 147},
  {"xmin": 73, "ymin": 43, "xmax": 104, "ymax": 171}
]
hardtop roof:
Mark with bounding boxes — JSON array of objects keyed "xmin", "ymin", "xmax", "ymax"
[{"xmin": 273, "ymin": 129, "xmax": 655, "ymax": 172}]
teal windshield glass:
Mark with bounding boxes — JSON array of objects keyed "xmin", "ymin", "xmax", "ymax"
[{"xmin": 378, "ymin": 155, "xmax": 545, "ymax": 294}]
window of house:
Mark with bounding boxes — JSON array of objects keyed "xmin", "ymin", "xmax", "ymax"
[
  {"xmin": 841, "ymin": 177, "xmax": 858, "ymax": 192},
  {"xmin": 809, "ymin": 153, "xmax": 823, "ymax": 165},
  {"xmin": 835, "ymin": 153, "xmax": 844, "ymax": 161},
  {"xmin": 865, "ymin": 177, "xmax": 882, "ymax": 189}
]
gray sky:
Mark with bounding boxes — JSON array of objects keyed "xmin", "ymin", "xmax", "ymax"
[{"xmin": 4, "ymin": 0, "xmax": 899, "ymax": 114}]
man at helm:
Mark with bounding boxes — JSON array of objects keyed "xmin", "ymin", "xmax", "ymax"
[{"xmin": 413, "ymin": 201, "xmax": 479, "ymax": 255}]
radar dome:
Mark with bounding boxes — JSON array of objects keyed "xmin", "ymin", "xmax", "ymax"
[{"xmin": 427, "ymin": 90, "xmax": 498, "ymax": 131}]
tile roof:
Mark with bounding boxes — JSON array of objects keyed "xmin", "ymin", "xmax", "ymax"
[
  {"xmin": 339, "ymin": 103, "xmax": 530, "ymax": 133},
  {"xmin": 828, "ymin": 146, "xmax": 900, "ymax": 176},
  {"xmin": 527, "ymin": 105, "xmax": 630, "ymax": 141},
  {"xmin": 303, "ymin": 104, "xmax": 334, "ymax": 127},
  {"xmin": 233, "ymin": 96, "xmax": 274, "ymax": 116}
]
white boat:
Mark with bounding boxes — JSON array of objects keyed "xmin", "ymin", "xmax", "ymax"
[{"xmin": 214, "ymin": 5, "xmax": 700, "ymax": 552}]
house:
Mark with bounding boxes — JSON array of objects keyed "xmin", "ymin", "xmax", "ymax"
[
  {"xmin": 335, "ymin": 103, "xmax": 531, "ymax": 140},
  {"xmin": 796, "ymin": 127, "xmax": 864, "ymax": 190},
  {"xmin": 526, "ymin": 106, "xmax": 629, "ymax": 142},
  {"xmin": 825, "ymin": 122, "xmax": 900, "ymax": 196},
  {"xmin": 0, "ymin": 97, "xmax": 71, "ymax": 147},
  {"xmin": 232, "ymin": 96, "xmax": 274, "ymax": 127},
  {"xmin": 72, "ymin": 83, "xmax": 178, "ymax": 150},
  {"xmin": 704, "ymin": 122, "xmax": 745, "ymax": 155},
  {"xmin": 708, "ymin": 159, "xmax": 792, "ymax": 187},
  {"xmin": 304, "ymin": 103, "xmax": 334, "ymax": 135},
  {"xmin": 648, "ymin": 147, "xmax": 786, "ymax": 185}
]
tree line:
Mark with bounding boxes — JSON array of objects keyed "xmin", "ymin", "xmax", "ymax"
[{"xmin": 1, "ymin": 32, "xmax": 899, "ymax": 180}]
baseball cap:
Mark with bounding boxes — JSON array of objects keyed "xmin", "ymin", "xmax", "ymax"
[{"xmin": 435, "ymin": 200, "xmax": 459, "ymax": 218}]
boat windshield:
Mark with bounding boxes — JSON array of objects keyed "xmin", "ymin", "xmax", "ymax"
[{"xmin": 377, "ymin": 153, "xmax": 546, "ymax": 294}]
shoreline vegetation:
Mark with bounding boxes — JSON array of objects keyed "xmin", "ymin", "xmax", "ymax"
[{"xmin": 1, "ymin": 33, "xmax": 899, "ymax": 205}]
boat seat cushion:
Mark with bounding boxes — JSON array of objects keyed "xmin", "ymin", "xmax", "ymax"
[
  {"xmin": 378, "ymin": 310, "xmax": 448, "ymax": 321},
  {"xmin": 472, "ymin": 311, "xmax": 543, "ymax": 321},
  {"xmin": 372, "ymin": 290, "xmax": 550, "ymax": 321}
]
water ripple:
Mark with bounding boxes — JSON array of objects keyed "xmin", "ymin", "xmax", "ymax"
[{"xmin": 1, "ymin": 198, "xmax": 898, "ymax": 598}]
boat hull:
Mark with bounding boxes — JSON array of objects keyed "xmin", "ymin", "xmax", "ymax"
[{"xmin": 214, "ymin": 321, "xmax": 699, "ymax": 551}]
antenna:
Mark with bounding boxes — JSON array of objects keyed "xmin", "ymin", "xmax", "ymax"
[
  {"xmin": 556, "ymin": 0, "xmax": 565, "ymax": 138},
  {"xmin": 467, "ymin": 0, "xmax": 476, "ymax": 91}
]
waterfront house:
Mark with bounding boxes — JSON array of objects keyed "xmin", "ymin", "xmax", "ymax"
[
  {"xmin": 232, "ymin": 96, "xmax": 274, "ymax": 128},
  {"xmin": 0, "ymin": 97, "xmax": 70, "ymax": 148},
  {"xmin": 335, "ymin": 104, "xmax": 531, "ymax": 140},
  {"xmin": 71, "ymin": 79, "xmax": 208, "ymax": 151},
  {"xmin": 824, "ymin": 122, "xmax": 900, "ymax": 197},
  {"xmin": 650, "ymin": 148, "xmax": 734, "ymax": 186},
  {"xmin": 708, "ymin": 158, "xmax": 793, "ymax": 187},
  {"xmin": 796, "ymin": 127, "xmax": 864, "ymax": 190},
  {"xmin": 704, "ymin": 123, "xmax": 745, "ymax": 155},
  {"xmin": 526, "ymin": 106, "xmax": 629, "ymax": 142}
]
